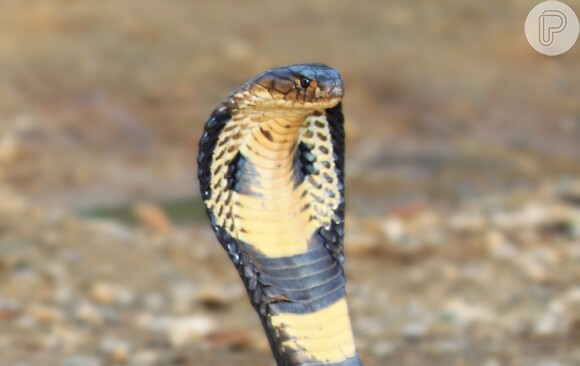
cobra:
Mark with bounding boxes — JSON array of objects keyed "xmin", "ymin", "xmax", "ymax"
[{"xmin": 197, "ymin": 64, "xmax": 361, "ymax": 365}]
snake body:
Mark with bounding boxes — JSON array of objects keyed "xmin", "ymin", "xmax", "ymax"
[{"xmin": 198, "ymin": 64, "xmax": 361, "ymax": 365}]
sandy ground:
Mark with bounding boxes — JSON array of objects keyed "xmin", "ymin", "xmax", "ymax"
[{"xmin": 0, "ymin": 1, "xmax": 579, "ymax": 365}]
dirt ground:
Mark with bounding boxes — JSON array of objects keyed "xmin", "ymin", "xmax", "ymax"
[{"xmin": 0, "ymin": 1, "xmax": 579, "ymax": 365}]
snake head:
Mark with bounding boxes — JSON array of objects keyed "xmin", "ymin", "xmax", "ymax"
[{"xmin": 236, "ymin": 63, "xmax": 344, "ymax": 110}]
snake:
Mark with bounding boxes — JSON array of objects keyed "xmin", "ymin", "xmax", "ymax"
[{"xmin": 197, "ymin": 64, "xmax": 361, "ymax": 366}]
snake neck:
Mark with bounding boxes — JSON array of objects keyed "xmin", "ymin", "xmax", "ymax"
[
  {"xmin": 231, "ymin": 111, "xmax": 318, "ymax": 257},
  {"xmin": 206, "ymin": 104, "xmax": 344, "ymax": 256}
]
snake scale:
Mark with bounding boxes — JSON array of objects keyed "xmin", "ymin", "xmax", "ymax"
[{"xmin": 197, "ymin": 64, "xmax": 361, "ymax": 365}]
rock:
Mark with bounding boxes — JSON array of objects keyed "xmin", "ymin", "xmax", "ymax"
[
  {"xmin": 0, "ymin": 134, "xmax": 24, "ymax": 165},
  {"xmin": 344, "ymin": 217, "xmax": 381, "ymax": 256},
  {"xmin": 133, "ymin": 203, "xmax": 173, "ymax": 234},
  {"xmin": 101, "ymin": 307, "xmax": 122, "ymax": 326},
  {"xmin": 483, "ymin": 359, "xmax": 501, "ymax": 366},
  {"xmin": 535, "ymin": 362, "xmax": 568, "ymax": 366},
  {"xmin": 99, "ymin": 336, "xmax": 131, "ymax": 363},
  {"xmin": 165, "ymin": 315, "xmax": 216, "ymax": 347},
  {"xmin": 115, "ymin": 287, "xmax": 136, "ymax": 307},
  {"xmin": 205, "ymin": 328, "xmax": 253, "ymax": 350},
  {"xmin": 562, "ymin": 287, "xmax": 580, "ymax": 305},
  {"xmin": 571, "ymin": 219, "xmax": 580, "ymax": 239},
  {"xmin": 381, "ymin": 217, "xmax": 405, "ymax": 243},
  {"xmin": 0, "ymin": 298, "xmax": 20, "ymax": 321},
  {"xmin": 0, "ymin": 189, "xmax": 28, "ymax": 214},
  {"xmin": 440, "ymin": 264, "xmax": 459, "ymax": 282},
  {"xmin": 53, "ymin": 286, "xmax": 73, "ymax": 305},
  {"xmin": 489, "ymin": 204, "xmax": 545, "ymax": 230},
  {"xmin": 62, "ymin": 355, "xmax": 102, "ymax": 366},
  {"xmin": 485, "ymin": 230, "xmax": 517, "ymax": 259},
  {"xmin": 402, "ymin": 322, "xmax": 427, "ymax": 341},
  {"xmin": 371, "ymin": 341, "xmax": 396, "ymax": 357},
  {"xmin": 90, "ymin": 282, "xmax": 117, "ymax": 305},
  {"xmin": 441, "ymin": 299, "xmax": 496, "ymax": 327},
  {"xmin": 532, "ymin": 310, "xmax": 566, "ymax": 337},
  {"xmin": 197, "ymin": 285, "xmax": 243, "ymax": 310},
  {"xmin": 429, "ymin": 339, "xmax": 465, "ymax": 354},
  {"xmin": 170, "ymin": 281, "xmax": 197, "ymax": 313},
  {"xmin": 448, "ymin": 212, "xmax": 487, "ymax": 232},
  {"xmin": 15, "ymin": 315, "xmax": 35, "ymax": 329},
  {"xmin": 135, "ymin": 312, "xmax": 166, "ymax": 333},
  {"xmin": 75, "ymin": 302, "xmax": 103, "ymax": 325},
  {"xmin": 26, "ymin": 304, "xmax": 63, "ymax": 324},
  {"xmin": 357, "ymin": 316, "xmax": 388, "ymax": 338},
  {"xmin": 130, "ymin": 350, "xmax": 161, "ymax": 365},
  {"xmin": 518, "ymin": 255, "xmax": 549, "ymax": 283},
  {"xmin": 144, "ymin": 292, "xmax": 166, "ymax": 310}
]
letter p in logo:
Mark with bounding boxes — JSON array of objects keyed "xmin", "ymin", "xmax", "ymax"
[{"xmin": 539, "ymin": 10, "xmax": 567, "ymax": 46}]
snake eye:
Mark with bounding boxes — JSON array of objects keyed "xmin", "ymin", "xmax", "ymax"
[{"xmin": 299, "ymin": 77, "xmax": 311, "ymax": 89}]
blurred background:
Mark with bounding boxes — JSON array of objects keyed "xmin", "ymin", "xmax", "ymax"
[{"xmin": 0, "ymin": 1, "xmax": 579, "ymax": 365}]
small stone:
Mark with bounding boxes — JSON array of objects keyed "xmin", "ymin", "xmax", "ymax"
[
  {"xmin": 116, "ymin": 287, "xmax": 136, "ymax": 307},
  {"xmin": 131, "ymin": 350, "xmax": 160, "ymax": 365},
  {"xmin": 448, "ymin": 213, "xmax": 487, "ymax": 232},
  {"xmin": 53, "ymin": 286, "xmax": 73, "ymax": 305},
  {"xmin": 442, "ymin": 299, "xmax": 496, "ymax": 327},
  {"xmin": 0, "ymin": 298, "xmax": 19, "ymax": 321},
  {"xmin": 0, "ymin": 134, "xmax": 24, "ymax": 164},
  {"xmin": 535, "ymin": 362, "xmax": 568, "ymax": 366},
  {"xmin": 27, "ymin": 304, "xmax": 63, "ymax": 323},
  {"xmin": 430, "ymin": 339, "xmax": 464, "ymax": 354},
  {"xmin": 170, "ymin": 281, "xmax": 197, "ymax": 312},
  {"xmin": 344, "ymin": 225, "xmax": 380, "ymax": 256},
  {"xmin": 197, "ymin": 285, "xmax": 243, "ymax": 310},
  {"xmin": 483, "ymin": 359, "xmax": 502, "ymax": 366},
  {"xmin": 381, "ymin": 218, "xmax": 405, "ymax": 242},
  {"xmin": 15, "ymin": 315, "xmax": 36, "ymax": 329},
  {"xmin": 133, "ymin": 203, "xmax": 173, "ymax": 234},
  {"xmin": 371, "ymin": 341, "xmax": 396, "ymax": 357},
  {"xmin": 0, "ymin": 189, "xmax": 28, "ymax": 214},
  {"xmin": 99, "ymin": 336, "xmax": 131, "ymax": 363},
  {"xmin": 75, "ymin": 302, "xmax": 103, "ymax": 325},
  {"xmin": 518, "ymin": 256, "xmax": 549, "ymax": 283},
  {"xmin": 402, "ymin": 322, "xmax": 427, "ymax": 341},
  {"xmin": 533, "ymin": 312, "xmax": 564, "ymax": 336},
  {"xmin": 90, "ymin": 282, "xmax": 117, "ymax": 305},
  {"xmin": 166, "ymin": 315, "xmax": 216, "ymax": 347},
  {"xmin": 62, "ymin": 355, "xmax": 102, "ymax": 366},
  {"xmin": 356, "ymin": 316, "xmax": 387, "ymax": 338},
  {"xmin": 205, "ymin": 328, "xmax": 252, "ymax": 350},
  {"xmin": 101, "ymin": 307, "xmax": 122, "ymax": 325},
  {"xmin": 562, "ymin": 287, "xmax": 580, "ymax": 304},
  {"xmin": 485, "ymin": 230, "xmax": 517, "ymax": 259},
  {"xmin": 144, "ymin": 292, "xmax": 166, "ymax": 310},
  {"xmin": 440, "ymin": 264, "xmax": 459, "ymax": 281}
]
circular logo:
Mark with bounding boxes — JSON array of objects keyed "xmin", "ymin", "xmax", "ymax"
[{"xmin": 525, "ymin": 1, "xmax": 579, "ymax": 56}]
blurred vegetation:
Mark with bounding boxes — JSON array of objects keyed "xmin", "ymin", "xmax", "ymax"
[{"xmin": 84, "ymin": 198, "xmax": 206, "ymax": 225}]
